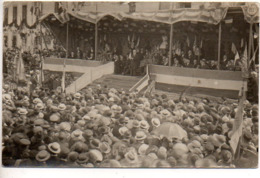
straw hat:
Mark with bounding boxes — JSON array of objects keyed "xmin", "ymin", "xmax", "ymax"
[
  {"xmin": 19, "ymin": 138, "xmax": 31, "ymax": 146},
  {"xmin": 132, "ymin": 120, "xmax": 140, "ymax": 128},
  {"xmin": 119, "ymin": 126, "xmax": 129, "ymax": 136},
  {"xmin": 89, "ymin": 149, "xmax": 103, "ymax": 162},
  {"xmin": 138, "ymin": 144, "xmax": 149, "ymax": 155},
  {"xmin": 71, "ymin": 129, "xmax": 84, "ymax": 139},
  {"xmin": 36, "ymin": 150, "xmax": 51, "ymax": 162},
  {"xmin": 33, "ymin": 126, "xmax": 43, "ymax": 134},
  {"xmin": 48, "ymin": 142, "xmax": 61, "ymax": 154},
  {"xmin": 74, "ymin": 92, "xmax": 81, "ymax": 99},
  {"xmin": 17, "ymin": 108, "xmax": 28, "ymax": 115},
  {"xmin": 59, "ymin": 122, "xmax": 71, "ymax": 132},
  {"xmin": 58, "ymin": 103, "xmax": 66, "ymax": 111},
  {"xmin": 124, "ymin": 150, "xmax": 139, "ymax": 164},
  {"xmin": 3, "ymin": 94, "xmax": 12, "ymax": 101},
  {"xmin": 140, "ymin": 120, "xmax": 150, "ymax": 130},
  {"xmin": 33, "ymin": 98, "xmax": 42, "ymax": 104},
  {"xmin": 151, "ymin": 118, "xmax": 160, "ymax": 127},
  {"xmin": 34, "ymin": 119, "xmax": 45, "ymax": 126},
  {"xmin": 135, "ymin": 131, "xmax": 147, "ymax": 141},
  {"xmin": 99, "ymin": 142, "xmax": 111, "ymax": 154},
  {"xmin": 90, "ymin": 139, "xmax": 101, "ymax": 149},
  {"xmin": 35, "ymin": 102, "xmax": 44, "ymax": 110},
  {"xmin": 49, "ymin": 113, "xmax": 60, "ymax": 122}
]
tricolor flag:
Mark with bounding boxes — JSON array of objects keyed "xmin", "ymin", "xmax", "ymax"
[{"xmin": 229, "ymin": 85, "xmax": 246, "ymax": 156}]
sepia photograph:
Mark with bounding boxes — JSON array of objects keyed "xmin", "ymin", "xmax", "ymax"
[{"xmin": 1, "ymin": 1, "xmax": 259, "ymax": 169}]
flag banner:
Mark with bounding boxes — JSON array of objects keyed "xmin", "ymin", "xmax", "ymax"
[
  {"xmin": 249, "ymin": 47, "xmax": 258, "ymax": 66},
  {"xmin": 241, "ymin": 45, "xmax": 249, "ymax": 78},
  {"xmin": 234, "ymin": 51, "xmax": 240, "ymax": 65},
  {"xmin": 148, "ymin": 64, "xmax": 247, "ymax": 98},
  {"xmin": 231, "ymin": 42, "xmax": 237, "ymax": 54},
  {"xmin": 229, "ymin": 87, "xmax": 246, "ymax": 154},
  {"xmin": 40, "ymin": 7, "xmax": 228, "ymax": 25}
]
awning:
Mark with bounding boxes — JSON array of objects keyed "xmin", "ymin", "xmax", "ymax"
[{"xmin": 40, "ymin": 7, "xmax": 229, "ymax": 25}]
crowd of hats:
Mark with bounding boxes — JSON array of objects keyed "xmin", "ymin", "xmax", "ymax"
[{"xmin": 2, "ymin": 82, "xmax": 259, "ymax": 168}]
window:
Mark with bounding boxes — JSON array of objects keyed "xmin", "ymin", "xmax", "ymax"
[
  {"xmin": 13, "ymin": 6, "xmax": 17, "ymax": 23},
  {"xmin": 178, "ymin": 2, "xmax": 191, "ymax": 8},
  {"xmin": 4, "ymin": 8, "xmax": 8, "ymax": 24},
  {"xmin": 12, "ymin": 35, "xmax": 17, "ymax": 48},
  {"xmin": 22, "ymin": 5, "xmax": 27, "ymax": 20},
  {"xmin": 159, "ymin": 2, "xmax": 171, "ymax": 10}
]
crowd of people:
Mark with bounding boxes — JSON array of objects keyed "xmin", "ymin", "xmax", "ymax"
[{"xmin": 2, "ymin": 77, "xmax": 259, "ymax": 168}]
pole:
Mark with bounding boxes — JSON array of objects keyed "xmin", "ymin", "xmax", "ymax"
[
  {"xmin": 217, "ymin": 22, "xmax": 222, "ymax": 70},
  {"xmin": 95, "ymin": 3, "xmax": 98, "ymax": 60},
  {"xmin": 248, "ymin": 23, "xmax": 253, "ymax": 63},
  {"xmin": 95, "ymin": 23, "xmax": 98, "ymax": 60},
  {"xmin": 169, "ymin": 24, "xmax": 173, "ymax": 66},
  {"xmin": 168, "ymin": 2, "xmax": 173, "ymax": 67},
  {"xmin": 66, "ymin": 22, "xmax": 69, "ymax": 58}
]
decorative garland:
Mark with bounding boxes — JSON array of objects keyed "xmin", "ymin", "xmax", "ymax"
[{"xmin": 3, "ymin": 18, "xmax": 38, "ymax": 29}]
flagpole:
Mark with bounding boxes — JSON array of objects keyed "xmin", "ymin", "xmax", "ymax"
[
  {"xmin": 168, "ymin": 3, "xmax": 173, "ymax": 67},
  {"xmin": 169, "ymin": 24, "xmax": 173, "ymax": 66},
  {"xmin": 217, "ymin": 22, "xmax": 222, "ymax": 70},
  {"xmin": 248, "ymin": 23, "xmax": 253, "ymax": 63},
  {"xmin": 95, "ymin": 3, "xmax": 98, "ymax": 60}
]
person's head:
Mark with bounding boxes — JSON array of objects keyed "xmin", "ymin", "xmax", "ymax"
[
  {"xmin": 77, "ymin": 47, "xmax": 80, "ymax": 51},
  {"xmin": 188, "ymin": 50, "xmax": 192, "ymax": 56},
  {"xmin": 133, "ymin": 49, "xmax": 137, "ymax": 56},
  {"xmin": 223, "ymin": 54, "xmax": 227, "ymax": 61}
]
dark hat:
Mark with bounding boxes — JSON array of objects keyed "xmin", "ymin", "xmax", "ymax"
[{"xmin": 67, "ymin": 151, "xmax": 79, "ymax": 162}]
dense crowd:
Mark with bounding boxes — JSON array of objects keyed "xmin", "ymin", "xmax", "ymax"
[{"xmin": 2, "ymin": 80, "xmax": 258, "ymax": 168}]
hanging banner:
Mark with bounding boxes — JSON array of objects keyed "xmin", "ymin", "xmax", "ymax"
[{"xmin": 241, "ymin": 3, "xmax": 259, "ymax": 23}]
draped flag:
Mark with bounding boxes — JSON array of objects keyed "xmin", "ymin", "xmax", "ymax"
[
  {"xmin": 229, "ymin": 85, "xmax": 246, "ymax": 156},
  {"xmin": 241, "ymin": 45, "xmax": 249, "ymax": 78},
  {"xmin": 16, "ymin": 52, "xmax": 26, "ymax": 81},
  {"xmin": 231, "ymin": 42, "xmax": 237, "ymax": 54},
  {"xmin": 249, "ymin": 47, "xmax": 258, "ymax": 67},
  {"xmin": 234, "ymin": 51, "xmax": 240, "ymax": 66}
]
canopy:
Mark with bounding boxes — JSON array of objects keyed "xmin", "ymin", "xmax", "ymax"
[{"xmin": 40, "ymin": 7, "xmax": 229, "ymax": 25}]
